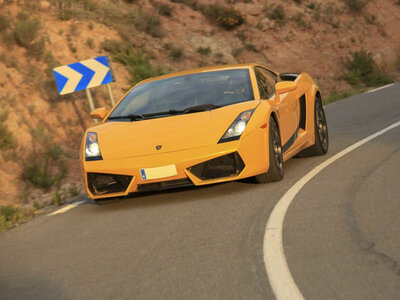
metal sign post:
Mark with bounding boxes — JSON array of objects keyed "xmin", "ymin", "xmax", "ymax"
[
  {"xmin": 85, "ymin": 88, "xmax": 97, "ymax": 123},
  {"xmin": 106, "ymin": 83, "xmax": 115, "ymax": 107},
  {"xmin": 53, "ymin": 56, "xmax": 115, "ymax": 123}
]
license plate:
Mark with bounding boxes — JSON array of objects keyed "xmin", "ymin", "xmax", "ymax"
[{"xmin": 140, "ymin": 165, "xmax": 177, "ymax": 180}]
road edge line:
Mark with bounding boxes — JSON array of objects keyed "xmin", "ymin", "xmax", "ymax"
[
  {"xmin": 47, "ymin": 200, "xmax": 86, "ymax": 216},
  {"xmin": 364, "ymin": 83, "xmax": 395, "ymax": 94},
  {"xmin": 263, "ymin": 120, "xmax": 400, "ymax": 300}
]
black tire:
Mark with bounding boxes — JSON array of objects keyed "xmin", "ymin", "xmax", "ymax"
[
  {"xmin": 255, "ymin": 118, "xmax": 284, "ymax": 183},
  {"xmin": 296, "ymin": 95, "xmax": 329, "ymax": 157}
]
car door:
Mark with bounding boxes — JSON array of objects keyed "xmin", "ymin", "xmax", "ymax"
[{"xmin": 254, "ymin": 67, "xmax": 299, "ymax": 147}]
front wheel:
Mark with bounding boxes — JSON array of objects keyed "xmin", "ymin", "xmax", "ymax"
[
  {"xmin": 255, "ymin": 118, "xmax": 284, "ymax": 183},
  {"xmin": 297, "ymin": 96, "xmax": 329, "ymax": 157}
]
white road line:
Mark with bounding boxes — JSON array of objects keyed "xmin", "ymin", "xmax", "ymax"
[
  {"xmin": 364, "ymin": 83, "xmax": 395, "ymax": 94},
  {"xmin": 264, "ymin": 120, "xmax": 400, "ymax": 300},
  {"xmin": 47, "ymin": 201, "xmax": 86, "ymax": 216}
]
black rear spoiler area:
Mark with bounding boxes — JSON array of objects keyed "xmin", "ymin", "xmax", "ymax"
[{"xmin": 279, "ymin": 73, "xmax": 299, "ymax": 81}]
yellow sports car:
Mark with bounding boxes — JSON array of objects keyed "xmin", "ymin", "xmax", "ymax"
[{"xmin": 80, "ymin": 64, "xmax": 328, "ymax": 201}]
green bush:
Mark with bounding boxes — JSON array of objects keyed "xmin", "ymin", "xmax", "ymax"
[
  {"xmin": 22, "ymin": 131, "xmax": 68, "ymax": 191},
  {"xmin": 55, "ymin": 0, "xmax": 75, "ymax": 20},
  {"xmin": 144, "ymin": 15, "xmax": 162, "ymax": 37},
  {"xmin": 0, "ymin": 110, "xmax": 18, "ymax": 154},
  {"xmin": 0, "ymin": 123, "xmax": 17, "ymax": 152},
  {"xmin": 0, "ymin": 14, "xmax": 11, "ymax": 31},
  {"xmin": 232, "ymin": 47, "xmax": 244, "ymax": 57},
  {"xmin": 345, "ymin": 50, "xmax": 393, "ymax": 86},
  {"xmin": 201, "ymin": 4, "xmax": 245, "ymax": 30},
  {"xmin": 14, "ymin": 18, "xmax": 41, "ymax": 48},
  {"xmin": 152, "ymin": 1, "xmax": 173, "ymax": 16},
  {"xmin": 266, "ymin": 5, "xmax": 286, "ymax": 26},
  {"xmin": 343, "ymin": 0, "xmax": 370, "ymax": 12},
  {"xmin": 169, "ymin": 46, "xmax": 183, "ymax": 60},
  {"xmin": 69, "ymin": 184, "xmax": 80, "ymax": 197},
  {"xmin": 307, "ymin": 2, "xmax": 317, "ymax": 9},
  {"xmin": 127, "ymin": 9, "xmax": 163, "ymax": 38},
  {"xmin": 86, "ymin": 37, "xmax": 94, "ymax": 48},
  {"xmin": 23, "ymin": 160, "xmax": 66, "ymax": 190},
  {"xmin": 197, "ymin": 46, "xmax": 211, "ymax": 55},
  {"xmin": 52, "ymin": 190, "xmax": 65, "ymax": 206},
  {"xmin": 293, "ymin": 12, "xmax": 310, "ymax": 29},
  {"xmin": 102, "ymin": 39, "xmax": 164, "ymax": 84},
  {"xmin": 1, "ymin": 31, "xmax": 15, "ymax": 48},
  {"xmin": 121, "ymin": 50, "xmax": 164, "ymax": 84},
  {"xmin": 0, "ymin": 205, "xmax": 27, "ymax": 233}
]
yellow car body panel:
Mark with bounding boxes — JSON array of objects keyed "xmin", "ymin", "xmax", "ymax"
[{"xmin": 80, "ymin": 64, "xmax": 322, "ymax": 200}]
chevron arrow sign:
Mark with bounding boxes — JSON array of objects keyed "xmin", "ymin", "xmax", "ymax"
[{"xmin": 53, "ymin": 56, "xmax": 113, "ymax": 95}]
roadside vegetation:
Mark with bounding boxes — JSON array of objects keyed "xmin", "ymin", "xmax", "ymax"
[
  {"xmin": 345, "ymin": 50, "xmax": 393, "ymax": 87},
  {"xmin": 102, "ymin": 39, "xmax": 164, "ymax": 84},
  {"xmin": 54, "ymin": 0, "xmax": 163, "ymax": 38},
  {"xmin": 342, "ymin": 0, "xmax": 370, "ymax": 12},
  {"xmin": 326, "ymin": 50, "xmax": 393, "ymax": 104},
  {"xmin": 326, "ymin": 88, "xmax": 365, "ymax": 104},
  {"xmin": 0, "ymin": 107, "xmax": 18, "ymax": 161},
  {"xmin": 22, "ymin": 126, "xmax": 68, "ymax": 191},
  {"xmin": 201, "ymin": 4, "xmax": 245, "ymax": 30},
  {"xmin": 0, "ymin": 205, "xmax": 32, "ymax": 233},
  {"xmin": 265, "ymin": 4, "xmax": 286, "ymax": 27}
]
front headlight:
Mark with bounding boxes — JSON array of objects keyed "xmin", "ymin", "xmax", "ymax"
[
  {"xmin": 85, "ymin": 132, "xmax": 103, "ymax": 161},
  {"xmin": 219, "ymin": 109, "xmax": 254, "ymax": 143}
]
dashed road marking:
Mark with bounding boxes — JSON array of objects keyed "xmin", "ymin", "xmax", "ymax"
[
  {"xmin": 47, "ymin": 200, "xmax": 87, "ymax": 216},
  {"xmin": 263, "ymin": 120, "xmax": 400, "ymax": 300}
]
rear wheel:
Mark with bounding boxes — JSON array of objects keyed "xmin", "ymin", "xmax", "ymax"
[
  {"xmin": 296, "ymin": 95, "xmax": 329, "ymax": 157},
  {"xmin": 255, "ymin": 118, "xmax": 284, "ymax": 183}
]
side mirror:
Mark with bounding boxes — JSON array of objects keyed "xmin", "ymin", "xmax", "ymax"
[
  {"xmin": 275, "ymin": 81, "xmax": 297, "ymax": 100},
  {"xmin": 90, "ymin": 107, "xmax": 107, "ymax": 120}
]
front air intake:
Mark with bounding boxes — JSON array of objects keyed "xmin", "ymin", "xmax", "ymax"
[
  {"xmin": 87, "ymin": 173, "xmax": 132, "ymax": 196},
  {"xmin": 188, "ymin": 152, "xmax": 245, "ymax": 180}
]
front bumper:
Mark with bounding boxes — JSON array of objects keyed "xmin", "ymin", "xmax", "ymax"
[{"xmin": 81, "ymin": 128, "xmax": 269, "ymax": 199}]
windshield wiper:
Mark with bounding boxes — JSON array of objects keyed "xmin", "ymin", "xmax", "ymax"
[
  {"xmin": 182, "ymin": 104, "xmax": 221, "ymax": 113},
  {"xmin": 108, "ymin": 114, "xmax": 146, "ymax": 121},
  {"xmin": 143, "ymin": 105, "xmax": 221, "ymax": 117},
  {"xmin": 143, "ymin": 109, "xmax": 184, "ymax": 118},
  {"xmin": 109, "ymin": 105, "xmax": 222, "ymax": 121}
]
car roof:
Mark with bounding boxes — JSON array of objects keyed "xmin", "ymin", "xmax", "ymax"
[{"xmin": 138, "ymin": 63, "xmax": 261, "ymax": 85}]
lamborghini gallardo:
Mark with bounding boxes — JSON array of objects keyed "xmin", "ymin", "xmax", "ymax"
[{"xmin": 80, "ymin": 64, "xmax": 328, "ymax": 200}]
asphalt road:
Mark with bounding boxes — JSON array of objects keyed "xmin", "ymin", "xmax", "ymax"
[{"xmin": 1, "ymin": 83, "xmax": 399, "ymax": 300}]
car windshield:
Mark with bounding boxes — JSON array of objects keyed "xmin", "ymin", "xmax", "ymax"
[{"xmin": 108, "ymin": 69, "xmax": 254, "ymax": 120}]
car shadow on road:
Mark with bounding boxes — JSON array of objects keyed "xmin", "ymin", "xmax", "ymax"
[{"xmin": 85, "ymin": 179, "xmax": 260, "ymax": 211}]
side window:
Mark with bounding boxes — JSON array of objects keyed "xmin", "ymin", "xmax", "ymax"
[
  {"xmin": 261, "ymin": 67, "xmax": 278, "ymax": 87},
  {"xmin": 257, "ymin": 67, "xmax": 278, "ymax": 99},
  {"xmin": 255, "ymin": 69, "xmax": 269, "ymax": 99}
]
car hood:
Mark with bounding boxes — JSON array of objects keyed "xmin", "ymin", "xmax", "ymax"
[{"xmin": 93, "ymin": 101, "xmax": 259, "ymax": 159}]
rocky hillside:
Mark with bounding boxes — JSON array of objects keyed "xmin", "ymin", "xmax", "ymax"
[{"xmin": 0, "ymin": 0, "xmax": 399, "ymax": 208}]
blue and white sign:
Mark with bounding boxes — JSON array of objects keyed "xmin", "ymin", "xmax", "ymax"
[{"xmin": 53, "ymin": 56, "xmax": 113, "ymax": 95}]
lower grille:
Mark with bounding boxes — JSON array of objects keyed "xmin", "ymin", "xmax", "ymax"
[
  {"xmin": 188, "ymin": 152, "xmax": 245, "ymax": 180},
  {"xmin": 137, "ymin": 178, "xmax": 193, "ymax": 192},
  {"xmin": 87, "ymin": 173, "xmax": 133, "ymax": 196}
]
